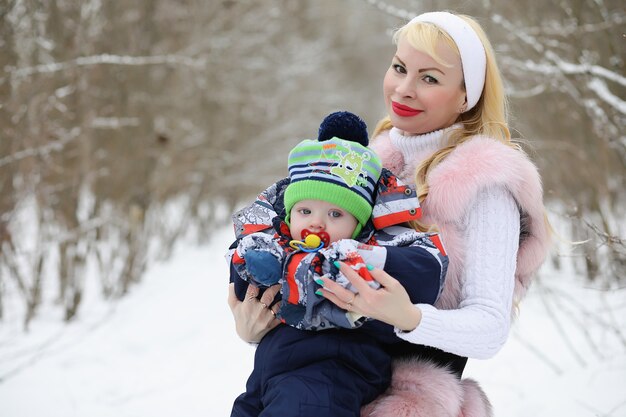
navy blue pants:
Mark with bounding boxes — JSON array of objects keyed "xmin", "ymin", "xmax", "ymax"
[{"xmin": 231, "ymin": 326, "xmax": 391, "ymax": 417}]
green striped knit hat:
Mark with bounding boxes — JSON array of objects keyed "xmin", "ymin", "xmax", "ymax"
[{"xmin": 284, "ymin": 137, "xmax": 383, "ymax": 238}]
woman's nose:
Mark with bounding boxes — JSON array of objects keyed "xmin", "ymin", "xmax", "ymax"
[{"xmin": 396, "ymin": 77, "xmax": 416, "ymax": 98}]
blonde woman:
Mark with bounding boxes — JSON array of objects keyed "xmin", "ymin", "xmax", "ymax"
[
  {"xmin": 315, "ymin": 11, "xmax": 551, "ymax": 416},
  {"xmin": 228, "ymin": 11, "xmax": 551, "ymax": 417}
]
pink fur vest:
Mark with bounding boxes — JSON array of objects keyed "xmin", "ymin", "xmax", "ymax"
[
  {"xmin": 371, "ymin": 131, "xmax": 550, "ymax": 312},
  {"xmin": 361, "ymin": 131, "xmax": 551, "ymax": 417}
]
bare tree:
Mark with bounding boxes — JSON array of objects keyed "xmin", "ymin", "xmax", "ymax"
[
  {"xmin": 366, "ymin": 0, "xmax": 625, "ymax": 284},
  {"xmin": 0, "ymin": 0, "xmax": 623, "ymax": 327}
]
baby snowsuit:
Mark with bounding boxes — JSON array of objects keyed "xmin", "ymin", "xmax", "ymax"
[{"xmin": 227, "ymin": 170, "xmax": 448, "ymax": 416}]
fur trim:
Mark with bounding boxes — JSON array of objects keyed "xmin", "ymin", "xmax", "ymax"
[
  {"xmin": 369, "ymin": 133, "xmax": 551, "ymax": 309},
  {"xmin": 422, "ymin": 136, "xmax": 550, "ymax": 306},
  {"xmin": 370, "ymin": 131, "xmax": 406, "ymax": 177},
  {"xmin": 459, "ymin": 379, "xmax": 493, "ymax": 417},
  {"xmin": 361, "ymin": 359, "xmax": 492, "ymax": 417},
  {"xmin": 362, "ymin": 359, "xmax": 462, "ymax": 417}
]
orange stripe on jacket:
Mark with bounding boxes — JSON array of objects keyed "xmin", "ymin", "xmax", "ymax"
[
  {"xmin": 372, "ymin": 208, "xmax": 422, "ymax": 229},
  {"xmin": 286, "ymin": 253, "xmax": 307, "ymax": 304},
  {"xmin": 242, "ymin": 224, "xmax": 272, "ymax": 235},
  {"xmin": 232, "ymin": 251, "xmax": 245, "ymax": 265},
  {"xmin": 429, "ymin": 234, "xmax": 447, "ymax": 257}
]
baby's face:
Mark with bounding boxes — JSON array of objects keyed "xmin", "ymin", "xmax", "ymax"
[{"xmin": 289, "ymin": 199, "xmax": 358, "ymax": 244}]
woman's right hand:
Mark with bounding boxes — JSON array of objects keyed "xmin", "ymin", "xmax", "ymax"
[
  {"xmin": 227, "ymin": 282, "xmax": 281, "ymax": 343},
  {"xmin": 317, "ymin": 262, "xmax": 422, "ymax": 332}
]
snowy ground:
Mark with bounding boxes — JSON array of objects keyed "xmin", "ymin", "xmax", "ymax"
[{"xmin": 0, "ymin": 224, "xmax": 625, "ymax": 417}]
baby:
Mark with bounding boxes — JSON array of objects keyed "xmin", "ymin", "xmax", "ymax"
[{"xmin": 229, "ymin": 111, "xmax": 448, "ymax": 330}]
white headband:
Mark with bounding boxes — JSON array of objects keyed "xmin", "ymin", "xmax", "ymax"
[{"xmin": 408, "ymin": 12, "xmax": 486, "ymax": 111}]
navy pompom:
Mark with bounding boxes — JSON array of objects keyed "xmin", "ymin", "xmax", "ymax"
[{"xmin": 317, "ymin": 111, "xmax": 369, "ymax": 146}]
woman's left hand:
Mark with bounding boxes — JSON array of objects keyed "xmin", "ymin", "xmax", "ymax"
[
  {"xmin": 227, "ymin": 283, "xmax": 281, "ymax": 343},
  {"xmin": 317, "ymin": 262, "xmax": 422, "ymax": 332}
]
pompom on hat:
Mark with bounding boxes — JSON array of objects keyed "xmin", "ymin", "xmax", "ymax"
[
  {"xmin": 317, "ymin": 110, "xmax": 369, "ymax": 146},
  {"xmin": 284, "ymin": 111, "xmax": 382, "ymax": 238}
]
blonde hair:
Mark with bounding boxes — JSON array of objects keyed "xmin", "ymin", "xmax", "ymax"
[{"xmin": 373, "ymin": 14, "xmax": 519, "ymax": 232}]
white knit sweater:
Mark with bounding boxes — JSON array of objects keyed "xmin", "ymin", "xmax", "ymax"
[{"xmin": 389, "ymin": 127, "xmax": 520, "ymax": 359}]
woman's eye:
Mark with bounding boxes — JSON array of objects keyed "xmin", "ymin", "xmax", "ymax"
[
  {"xmin": 392, "ymin": 64, "xmax": 406, "ymax": 74},
  {"xmin": 423, "ymin": 75, "xmax": 438, "ymax": 84}
]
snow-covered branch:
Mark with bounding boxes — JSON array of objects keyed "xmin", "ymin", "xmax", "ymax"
[
  {"xmin": 363, "ymin": 0, "xmax": 413, "ymax": 20},
  {"xmin": 0, "ymin": 128, "xmax": 81, "ymax": 168},
  {"xmin": 7, "ymin": 53, "xmax": 207, "ymax": 80},
  {"xmin": 91, "ymin": 117, "xmax": 141, "ymax": 129},
  {"xmin": 523, "ymin": 13, "xmax": 625, "ymax": 36},
  {"xmin": 588, "ymin": 78, "xmax": 626, "ymax": 115},
  {"xmin": 492, "ymin": 14, "xmax": 625, "ymax": 88},
  {"xmin": 506, "ymin": 56, "xmax": 625, "ymax": 115}
]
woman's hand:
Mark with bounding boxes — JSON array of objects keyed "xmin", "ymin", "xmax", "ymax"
[
  {"xmin": 227, "ymin": 283, "xmax": 281, "ymax": 343},
  {"xmin": 317, "ymin": 262, "xmax": 422, "ymax": 331}
]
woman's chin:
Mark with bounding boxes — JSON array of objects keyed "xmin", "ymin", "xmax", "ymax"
[{"xmin": 388, "ymin": 115, "xmax": 424, "ymax": 136}]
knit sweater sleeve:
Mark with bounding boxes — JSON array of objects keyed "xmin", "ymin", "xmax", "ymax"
[{"xmin": 394, "ymin": 186, "xmax": 520, "ymax": 359}]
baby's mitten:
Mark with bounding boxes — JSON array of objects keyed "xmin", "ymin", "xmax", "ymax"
[
  {"xmin": 242, "ymin": 250, "xmax": 282, "ymax": 287},
  {"xmin": 236, "ymin": 233, "xmax": 285, "ymax": 287}
]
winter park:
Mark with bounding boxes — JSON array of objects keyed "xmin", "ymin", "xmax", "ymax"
[{"xmin": 1, "ymin": 1, "xmax": 625, "ymax": 417}]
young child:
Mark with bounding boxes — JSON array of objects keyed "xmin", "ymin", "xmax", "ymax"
[
  {"xmin": 226, "ymin": 112, "xmax": 449, "ymax": 416},
  {"xmin": 230, "ymin": 136, "xmax": 447, "ymax": 330}
]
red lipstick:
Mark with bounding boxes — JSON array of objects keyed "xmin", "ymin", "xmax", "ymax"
[{"xmin": 392, "ymin": 101, "xmax": 422, "ymax": 117}]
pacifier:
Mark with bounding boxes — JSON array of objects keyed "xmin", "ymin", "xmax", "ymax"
[{"xmin": 289, "ymin": 229, "xmax": 330, "ymax": 252}]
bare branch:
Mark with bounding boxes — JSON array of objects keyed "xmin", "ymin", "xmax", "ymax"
[
  {"xmin": 583, "ymin": 219, "xmax": 626, "ymax": 249},
  {"xmin": 363, "ymin": 0, "xmax": 413, "ymax": 20},
  {"xmin": 492, "ymin": 14, "xmax": 626, "ymax": 88},
  {"xmin": 7, "ymin": 53, "xmax": 207, "ymax": 81},
  {"xmin": 511, "ymin": 330, "xmax": 564, "ymax": 374},
  {"xmin": 523, "ymin": 13, "xmax": 626, "ymax": 36},
  {"xmin": 538, "ymin": 283, "xmax": 588, "ymax": 367},
  {"xmin": 588, "ymin": 78, "xmax": 626, "ymax": 115},
  {"xmin": 0, "ymin": 128, "xmax": 81, "ymax": 168}
]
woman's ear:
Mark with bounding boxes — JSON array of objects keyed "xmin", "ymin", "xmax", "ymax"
[{"xmin": 458, "ymin": 96, "xmax": 468, "ymax": 114}]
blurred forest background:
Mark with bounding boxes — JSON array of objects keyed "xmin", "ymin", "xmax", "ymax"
[{"xmin": 0, "ymin": 0, "xmax": 624, "ymax": 329}]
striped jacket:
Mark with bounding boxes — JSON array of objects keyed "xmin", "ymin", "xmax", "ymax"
[{"xmin": 227, "ymin": 169, "xmax": 448, "ymax": 331}]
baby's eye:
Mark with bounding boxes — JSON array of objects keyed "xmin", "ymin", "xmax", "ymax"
[
  {"xmin": 392, "ymin": 64, "xmax": 407, "ymax": 74},
  {"xmin": 298, "ymin": 208, "xmax": 311, "ymax": 215},
  {"xmin": 329, "ymin": 210, "xmax": 342, "ymax": 218}
]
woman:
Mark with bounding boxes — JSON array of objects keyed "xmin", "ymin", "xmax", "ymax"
[{"xmin": 228, "ymin": 11, "xmax": 551, "ymax": 417}]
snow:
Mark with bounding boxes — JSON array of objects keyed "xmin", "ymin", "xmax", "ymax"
[{"xmin": 0, "ymin": 224, "xmax": 625, "ymax": 417}]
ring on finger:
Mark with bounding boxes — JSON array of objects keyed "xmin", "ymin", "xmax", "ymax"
[
  {"xmin": 345, "ymin": 293, "xmax": 356, "ymax": 308},
  {"xmin": 270, "ymin": 309, "xmax": 277, "ymax": 318}
]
